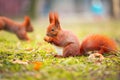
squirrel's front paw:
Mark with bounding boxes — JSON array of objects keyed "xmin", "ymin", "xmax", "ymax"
[
  {"xmin": 44, "ymin": 36, "xmax": 52, "ymax": 43},
  {"xmin": 44, "ymin": 36, "xmax": 49, "ymax": 42}
]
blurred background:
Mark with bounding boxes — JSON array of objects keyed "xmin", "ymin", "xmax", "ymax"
[
  {"xmin": 1, "ymin": 1, "xmax": 120, "ymax": 80},
  {"xmin": 0, "ymin": 0, "xmax": 120, "ymax": 22}
]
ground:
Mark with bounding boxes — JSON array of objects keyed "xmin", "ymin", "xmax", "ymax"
[{"xmin": 0, "ymin": 20, "xmax": 120, "ymax": 80}]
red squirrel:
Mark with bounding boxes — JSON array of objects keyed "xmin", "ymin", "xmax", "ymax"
[
  {"xmin": 44, "ymin": 12, "xmax": 117, "ymax": 58},
  {"xmin": 44, "ymin": 12, "xmax": 80, "ymax": 57},
  {"xmin": 0, "ymin": 16, "xmax": 33, "ymax": 41}
]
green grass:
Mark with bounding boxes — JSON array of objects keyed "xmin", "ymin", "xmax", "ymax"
[{"xmin": 0, "ymin": 20, "xmax": 120, "ymax": 80}]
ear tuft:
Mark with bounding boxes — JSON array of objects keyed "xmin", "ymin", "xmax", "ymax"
[
  {"xmin": 49, "ymin": 12, "xmax": 54, "ymax": 23},
  {"xmin": 54, "ymin": 12, "xmax": 60, "ymax": 27},
  {"xmin": 24, "ymin": 16, "xmax": 31, "ymax": 26},
  {"xmin": 54, "ymin": 12, "xmax": 59, "ymax": 20},
  {"xmin": 25, "ymin": 16, "xmax": 30, "ymax": 22}
]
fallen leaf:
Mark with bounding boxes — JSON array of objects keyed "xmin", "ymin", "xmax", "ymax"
[
  {"xmin": 32, "ymin": 61, "xmax": 42, "ymax": 70},
  {"xmin": 12, "ymin": 59, "xmax": 28, "ymax": 65},
  {"xmin": 25, "ymin": 47, "xmax": 33, "ymax": 51},
  {"xmin": 88, "ymin": 53, "xmax": 104, "ymax": 65}
]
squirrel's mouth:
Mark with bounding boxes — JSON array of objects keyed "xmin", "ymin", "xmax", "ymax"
[{"xmin": 47, "ymin": 33, "xmax": 57, "ymax": 37}]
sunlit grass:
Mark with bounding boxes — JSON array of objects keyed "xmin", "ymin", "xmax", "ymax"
[{"xmin": 0, "ymin": 20, "xmax": 120, "ymax": 80}]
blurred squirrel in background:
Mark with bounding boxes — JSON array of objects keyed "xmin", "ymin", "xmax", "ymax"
[{"xmin": 0, "ymin": 16, "xmax": 33, "ymax": 41}]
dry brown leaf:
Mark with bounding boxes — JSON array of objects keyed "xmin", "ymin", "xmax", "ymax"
[
  {"xmin": 12, "ymin": 59, "xmax": 28, "ymax": 65},
  {"xmin": 88, "ymin": 53, "xmax": 104, "ymax": 64},
  {"xmin": 32, "ymin": 61, "xmax": 42, "ymax": 70}
]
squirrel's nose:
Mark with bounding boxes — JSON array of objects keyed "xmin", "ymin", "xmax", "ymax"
[{"xmin": 47, "ymin": 33, "xmax": 49, "ymax": 36}]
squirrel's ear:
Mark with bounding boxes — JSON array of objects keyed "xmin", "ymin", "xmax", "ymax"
[
  {"xmin": 49, "ymin": 12, "xmax": 54, "ymax": 23},
  {"xmin": 54, "ymin": 12, "xmax": 60, "ymax": 27},
  {"xmin": 23, "ymin": 16, "xmax": 31, "ymax": 26}
]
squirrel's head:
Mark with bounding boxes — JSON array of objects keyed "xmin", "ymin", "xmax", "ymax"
[
  {"xmin": 23, "ymin": 16, "xmax": 34, "ymax": 32},
  {"xmin": 46, "ymin": 12, "xmax": 61, "ymax": 37}
]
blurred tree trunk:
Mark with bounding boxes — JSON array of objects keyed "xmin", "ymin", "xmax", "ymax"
[
  {"xmin": 112, "ymin": 0, "xmax": 120, "ymax": 19},
  {"xmin": 29, "ymin": 0, "xmax": 37, "ymax": 18}
]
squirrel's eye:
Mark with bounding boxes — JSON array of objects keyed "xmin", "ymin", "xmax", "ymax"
[{"xmin": 51, "ymin": 29, "xmax": 54, "ymax": 31}]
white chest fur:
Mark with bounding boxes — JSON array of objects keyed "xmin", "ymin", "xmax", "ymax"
[{"xmin": 53, "ymin": 45, "xmax": 63, "ymax": 55}]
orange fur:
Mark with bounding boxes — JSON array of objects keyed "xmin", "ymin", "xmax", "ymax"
[
  {"xmin": 44, "ymin": 12, "xmax": 117, "ymax": 58},
  {"xmin": 44, "ymin": 12, "xmax": 80, "ymax": 57},
  {"xmin": 80, "ymin": 34, "xmax": 117, "ymax": 55},
  {"xmin": 0, "ymin": 16, "xmax": 33, "ymax": 40}
]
